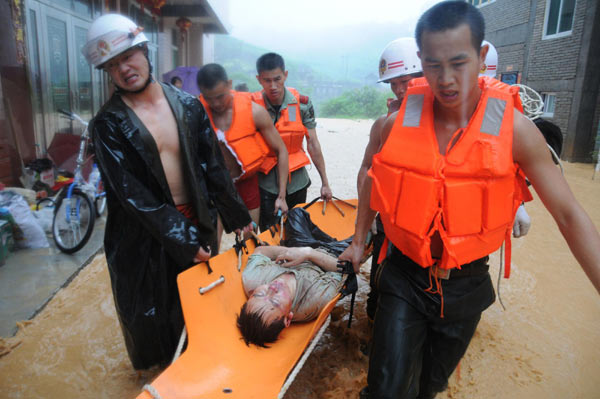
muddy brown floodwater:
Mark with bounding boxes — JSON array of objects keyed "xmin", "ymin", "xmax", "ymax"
[{"xmin": 1, "ymin": 118, "xmax": 599, "ymax": 398}]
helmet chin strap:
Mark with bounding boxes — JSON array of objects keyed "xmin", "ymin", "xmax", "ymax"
[{"xmin": 114, "ymin": 50, "xmax": 154, "ymax": 95}]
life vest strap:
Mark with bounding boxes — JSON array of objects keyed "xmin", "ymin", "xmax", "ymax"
[{"xmin": 504, "ymin": 228, "xmax": 512, "ymax": 278}]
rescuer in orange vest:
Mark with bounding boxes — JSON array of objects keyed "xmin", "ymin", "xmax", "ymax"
[
  {"xmin": 252, "ymin": 52, "xmax": 333, "ymax": 231},
  {"xmin": 197, "ymin": 63, "xmax": 290, "ymax": 245},
  {"xmin": 340, "ymin": 2, "xmax": 600, "ymax": 398},
  {"xmin": 360, "ymin": 38, "xmax": 533, "ymax": 326},
  {"xmin": 358, "ymin": 37, "xmax": 425, "ymax": 325}
]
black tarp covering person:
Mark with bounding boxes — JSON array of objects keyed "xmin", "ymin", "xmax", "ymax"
[{"xmin": 83, "ymin": 14, "xmax": 252, "ymax": 369}]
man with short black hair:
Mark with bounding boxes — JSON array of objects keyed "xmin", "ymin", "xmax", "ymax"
[
  {"xmin": 237, "ymin": 245, "xmax": 344, "ymax": 347},
  {"xmin": 197, "ymin": 63, "xmax": 289, "ymax": 240},
  {"xmin": 341, "ymin": 2, "xmax": 600, "ymax": 398},
  {"xmin": 252, "ymin": 53, "xmax": 332, "ymax": 230}
]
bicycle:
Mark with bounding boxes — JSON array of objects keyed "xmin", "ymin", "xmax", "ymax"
[{"xmin": 39, "ymin": 109, "xmax": 106, "ymax": 254}]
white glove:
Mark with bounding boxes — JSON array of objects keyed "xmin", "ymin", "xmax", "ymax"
[{"xmin": 512, "ymin": 204, "xmax": 531, "ymax": 238}]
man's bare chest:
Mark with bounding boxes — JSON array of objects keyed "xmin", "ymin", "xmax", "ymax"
[
  {"xmin": 212, "ymin": 110, "xmax": 233, "ymax": 134},
  {"xmin": 135, "ymin": 105, "xmax": 180, "ymax": 153}
]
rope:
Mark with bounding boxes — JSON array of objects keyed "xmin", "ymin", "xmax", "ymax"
[
  {"xmin": 171, "ymin": 326, "xmax": 187, "ymax": 364},
  {"xmin": 497, "ymin": 244, "xmax": 506, "ymax": 311},
  {"xmin": 547, "ymin": 143, "xmax": 564, "ymax": 174},
  {"xmin": 513, "ymin": 84, "xmax": 544, "ymax": 120},
  {"xmin": 199, "ymin": 275, "xmax": 225, "ymax": 295},
  {"xmin": 142, "ymin": 384, "xmax": 162, "ymax": 399},
  {"xmin": 277, "ymin": 316, "xmax": 331, "ymax": 399}
]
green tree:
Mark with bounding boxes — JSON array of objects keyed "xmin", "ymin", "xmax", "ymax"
[{"xmin": 320, "ymin": 86, "xmax": 389, "ymax": 119}]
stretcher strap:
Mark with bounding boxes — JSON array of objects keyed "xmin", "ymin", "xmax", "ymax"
[
  {"xmin": 302, "ymin": 196, "xmax": 321, "ymax": 210},
  {"xmin": 337, "ymin": 261, "xmax": 358, "ymax": 328},
  {"xmin": 142, "ymin": 384, "xmax": 162, "ymax": 399},
  {"xmin": 497, "ymin": 243, "xmax": 506, "ymax": 311},
  {"xmin": 504, "ymin": 229, "xmax": 512, "ymax": 278},
  {"xmin": 171, "ymin": 326, "xmax": 187, "ymax": 364}
]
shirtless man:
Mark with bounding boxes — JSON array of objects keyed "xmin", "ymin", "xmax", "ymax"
[
  {"xmin": 197, "ymin": 63, "xmax": 289, "ymax": 241},
  {"xmin": 83, "ymin": 14, "xmax": 252, "ymax": 370}
]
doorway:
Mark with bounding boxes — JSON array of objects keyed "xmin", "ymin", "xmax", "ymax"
[{"xmin": 25, "ymin": 0, "xmax": 105, "ymax": 159}]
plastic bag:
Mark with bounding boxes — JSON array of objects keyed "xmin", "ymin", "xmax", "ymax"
[
  {"xmin": 32, "ymin": 206, "xmax": 55, "ymax": 234},
  {"xmin": 282, "ymin": 207, "xmax": 352, "ymax": 256},
  {"xmin": 0, "ymin": 191, "xmax": 49, "ymax": 249}
]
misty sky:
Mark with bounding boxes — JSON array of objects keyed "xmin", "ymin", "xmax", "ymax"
[{"xmin": 227, "ymin": 0, "xmax": 443, "ymax": 53}]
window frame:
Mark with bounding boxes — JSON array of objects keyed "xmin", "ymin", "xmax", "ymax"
[
  {"xmin": 542, "ymin": 0, "xmax": 577, "ymax": 40},
  {"xmin": 541, "ymin": 92, "xmax": 557, "ymax": 118},
  {"xmin": 466, "ymin": 0, "xmax": 497, "ymax": 7}
]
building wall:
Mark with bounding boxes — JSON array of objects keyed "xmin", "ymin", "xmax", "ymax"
[
  {"xmin": 479, "ymin": 0, "xmax": 531, "ymax": 78},
  {"xmin": 0, "ymin": 0, "xmax": 36, "ymax": 186},
  {"xmin": 527, "ymin": 0, "xmax": 585, "ymax": 82},
  {"xmin": 480, "ymin": 0, "xmax": 600, "ymax": 162}
]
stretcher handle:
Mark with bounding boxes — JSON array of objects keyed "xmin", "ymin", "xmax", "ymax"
[
  {"xmin": 250, "ymin": 230, "xmax": 269, "ymax": 246},
  {"xmin": 331, "ymin": 200, "xmax": 345, "ymax": 217},
  {"xmin": 332, "ymin": 196, "xmax": 357, "ymax": 209},
  {"xmin": 199, "ymin": 275, "xmax": 225, "ymax": 295}
]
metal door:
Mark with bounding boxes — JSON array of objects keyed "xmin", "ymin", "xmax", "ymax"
[{"xmin": 25, "ymin": 0, "xmax": 103, "ymax": 156}]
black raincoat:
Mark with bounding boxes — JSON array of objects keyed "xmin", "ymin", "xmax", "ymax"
[{"xmin": 90, "ymin": 83, "xmax": 251, "ymax": 369}]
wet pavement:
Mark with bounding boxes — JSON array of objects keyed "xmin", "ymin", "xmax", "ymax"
[{"xmin": 0, "ymin": 216, "xmax": 105, "ymax": 337}]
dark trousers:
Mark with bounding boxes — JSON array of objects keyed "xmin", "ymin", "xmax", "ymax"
[
  {"xmin": 367, "ymin": 216, "xmax": 386, "ymax": 321},
  {"xmin": 258, "ymin": 186, "xmax": 308, "ymax": 231},
  {"xmin": 367, "ymin": 248, "xmax": 495, "ymax": 399}
]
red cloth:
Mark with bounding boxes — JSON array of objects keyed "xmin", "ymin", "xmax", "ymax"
[
  {"xmin": 234, "ymin": 174, "xmax": 260, "ymax": 210},
  {"xmin": 176, "ymin": 203, "xmax": 199, "ymax": 225}
]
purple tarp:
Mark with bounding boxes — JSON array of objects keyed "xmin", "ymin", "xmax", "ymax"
[{"xmin": 162, "ymin": 66, "xmax": 201, "ymax": 96}]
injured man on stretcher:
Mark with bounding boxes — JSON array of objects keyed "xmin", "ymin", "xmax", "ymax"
[{"xmin": 237, "ymin": 245, "xmax": 348, "ymax": 347}]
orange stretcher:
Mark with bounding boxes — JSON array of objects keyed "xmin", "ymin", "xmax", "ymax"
[{"xmin": 137, "ymin": 198, "xmax": 359, "ymax": 399}]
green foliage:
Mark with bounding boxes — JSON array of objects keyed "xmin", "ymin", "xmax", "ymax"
[
  {"xmin": 229, "ymin": 71, "xmax": 261, "ymax": 92},
  {"xmin": 320, "ymin": 86, "xmax": 389, "ymax": 119}
]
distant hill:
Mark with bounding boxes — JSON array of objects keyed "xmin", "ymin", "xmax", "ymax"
[
  {"xmin": 214, "ymin": 35, "xmax": 357, "ymax": 106},
  {"xmin": 214, "ymin": 22, "xmax": 413, "ymax": 109}
]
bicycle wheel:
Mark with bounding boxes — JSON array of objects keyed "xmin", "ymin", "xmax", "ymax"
[
  {"xmin": 52, "ymin": 190, "xmax": 96, "ymax": 254},
  {"xmin": 95, "ymin": 180, "xmax": 107, "ymax": 216}
]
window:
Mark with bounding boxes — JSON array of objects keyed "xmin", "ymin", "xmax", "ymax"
[
  {"xmin": 543, "ymin": 0, "xmax": 576, "ymax": 38},
  {"xmin": 500, "ymin": 72, "xmax": 519, "ymax": 85},
  {"xmin": 467, "ymin": 0, "xmax": 496, "ymax": 6},
  {"xmin": 541, "ymin": 93, "xmax": 556, "ymax": 117}
]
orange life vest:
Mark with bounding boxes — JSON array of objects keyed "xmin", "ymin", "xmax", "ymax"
[
  {"xmin": 199, "ymin": 91, "xmax": 270, "ymax": 180},
  {"xmin": 369, "ymin": 77, "xmax": 531, "ymax": 277},
  {"xmin": 251, "ymin": 88, "xmax": 310, "ymax": 174}
]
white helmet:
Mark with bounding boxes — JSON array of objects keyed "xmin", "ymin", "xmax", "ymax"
[
  {"xmin": 479, "ymin": 40, "xmax": 498, "ymax": 78},
  {"xmin": 82, "ymin": 14, "xmax": 148, "ymax": 69},
  {"xmin": 378, "ymin": 38, "xmax": 422, "ymax": 83}
]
